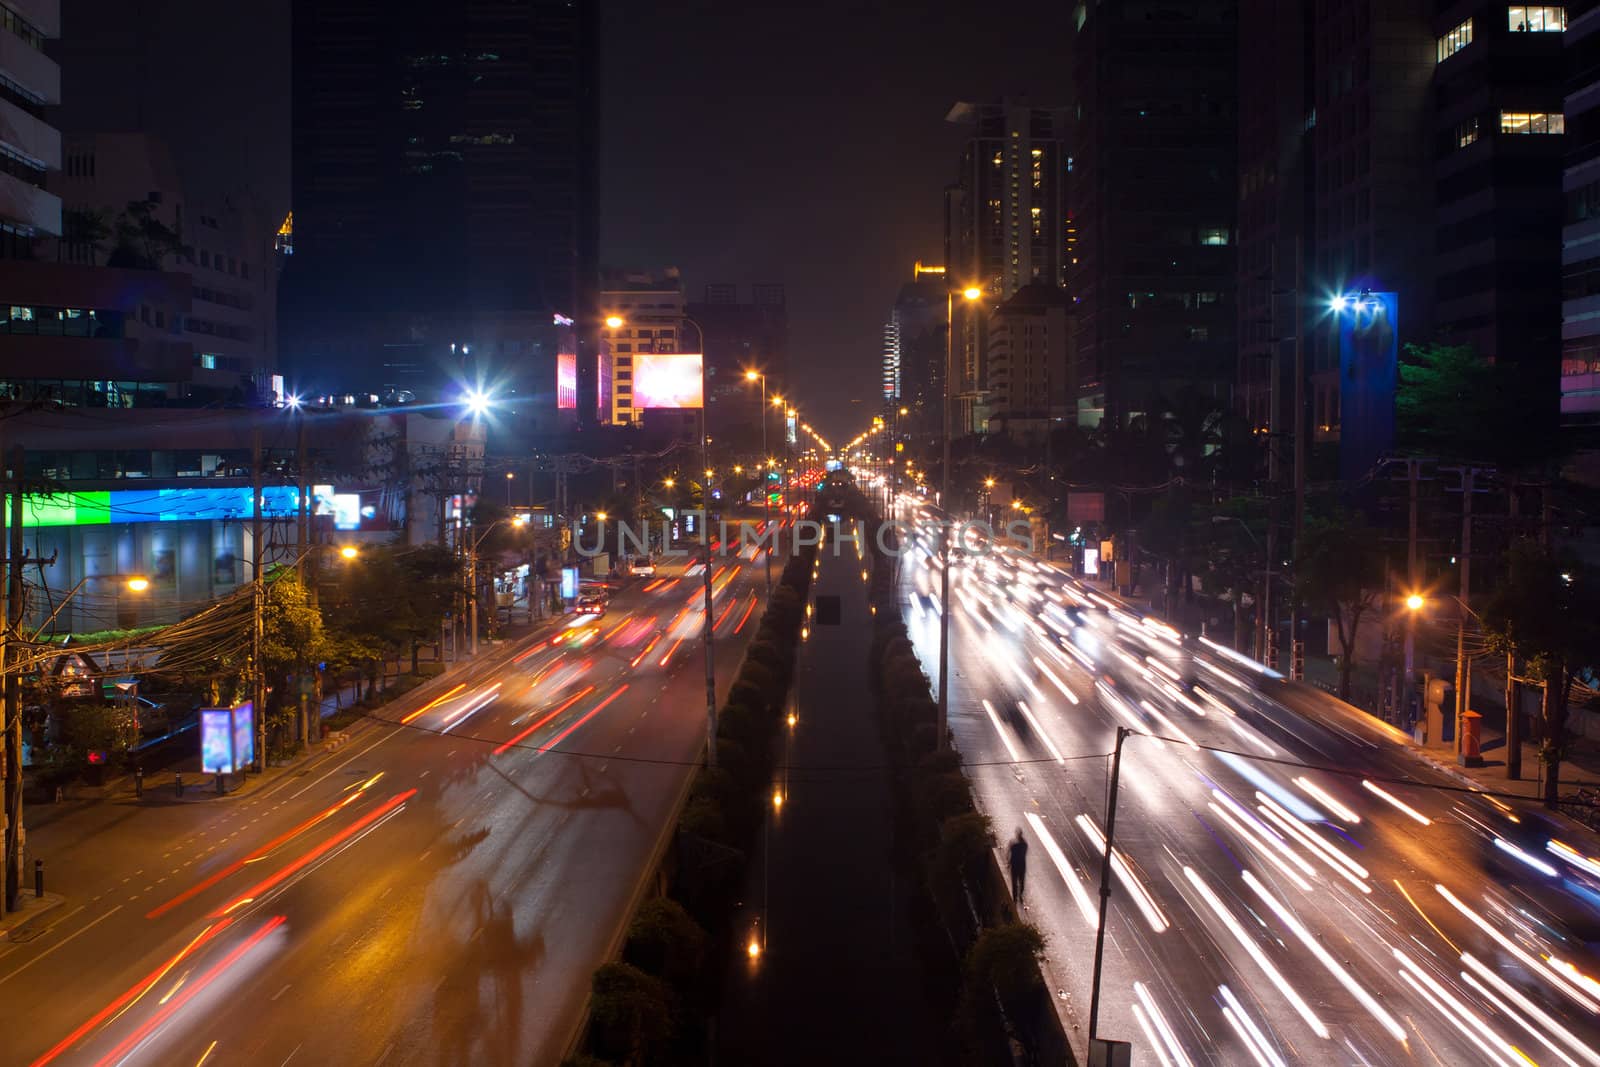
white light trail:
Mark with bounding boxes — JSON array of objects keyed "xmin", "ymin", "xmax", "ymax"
[
  {"xmin": 1292, "ymin": 776, "xmax": 1361, "ymax": 825},
  {"xmin": 1075, "ymin": 814, "xmax": 1169, "ymax": 932},
  {"xmin": 1182, "ymin": 866, "xmax": 1330, "ymax": 1040},
  {"xmin": 1255, "ymin": 795, "xmax": 1371, "ymax": 893},
  {"xmin": 1361, "ymin": 780, "xmax": 1432, "ymax": 826},
  {"xmin": 1032, "ymin": 657, "xmax": 1080, "ymax": 705},
  {"xmin": 1434, "ymin": 883, "xmax": 1600, "ymax": 1013},
  {"xmin": 1218, "ymin": 984, "xmax": 1288, "ymax": 1067},
  {"xmin": 1015, "ymin": 701, "xmax": 1065, "ymax": 764},
  {"xmin": 1242, "ymin": 870, "xmax": 1407, "ymax": 1042},
  {"xmin": 1024, "ymin": 812, "xmax": 1097, "ymax": 929},
  {"xmin": 1549, "ymin": 840, "xmax": 1600, "ymax": 880},
  {"xmin": 1393, "ymin": 948, "xmax": 1527, "ymax": 1067},
  {"xmin": 1207, "ymin": 800, "xmax": 1314, "ymax": 893},
  {"xmin": 1137, "ymin": 699, "xmax": 1199, "ymax": 749},
  {"xmin": 1460, "ymin": 952, "xmax": 1600, "ymax": 1067},
  {"xmin": 1494, "ymin": 837, "xmax": 1559, "ymax": 878},
  {"xmin": 1133, "ymin": 982, "xmax": 1194, "ymax": 1067},
  {"xmin": 981, "ymin": 700, "xmax": 1023, "ymax": 764}
]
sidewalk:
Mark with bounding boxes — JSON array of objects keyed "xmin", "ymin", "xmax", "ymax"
[{"xmin": 716, "ymin": 542, "xmax": 940, "ymax": 1064}]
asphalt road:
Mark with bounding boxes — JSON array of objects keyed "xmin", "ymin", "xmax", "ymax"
[
  {"xmin": 896, "ymin": 498, "xmax": 1600, "ymax": 1067},
  {"xmin": 0, "ymin": 545, "xmax": 772, "ymax": 1067}
]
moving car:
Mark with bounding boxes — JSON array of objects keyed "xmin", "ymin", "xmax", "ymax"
[
  {"xmin": 577, "ymin": 593, "xmax": 608, "ymax": 616},
  {"xmin": 629, "ymin": 555, "xmax": 656, "ymax": 577}
]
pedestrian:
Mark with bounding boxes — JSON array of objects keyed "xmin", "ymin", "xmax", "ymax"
[{"xmin": 1008, "ymin": 828, "xmax": 1028, "ymax": 907}]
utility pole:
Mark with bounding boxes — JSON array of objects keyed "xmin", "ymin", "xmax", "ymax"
[
  {"xmin": 1403, "ymin": 459, "xmax": 1420, "ymax": 727},
  {"xmin": 1289, "ymin": 235, "xmax": 1307, "ymax": 681},
  {"xmin": 4, "ymin": 447, "xmax": 22, "ymax": 911},
  {"xmin": 1088, "ymin": 726, "xmax": 1130, "ymax": 1048},
  {"xmin": 1453, "ymin": 467, "xmax": 1478, "ymax": 753},
  {"xmin": 296, "ymin": 417, "xmax": 311, "ymax": 747},
  {"xmin": 938, "ymin": 292, "xmax": 955, "ymax": 752},
  {"xmin": 251, "ymin": 429, "xmax": 266, "ymax": 773},
  {"xmin": 701, "ymin": 347, "xmax": 718, "ymax": 769}
]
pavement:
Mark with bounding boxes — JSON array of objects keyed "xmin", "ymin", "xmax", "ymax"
[
  {"xmin": 894, "ymin": 495, "xmax": 1600, "ymax": 1067},
  {"xmin": 0, "ymin": 544, "xmax": 773, "ymax": 1067},
  {"xmin": 715, "ymin": 530, "xmax": 941, "ymax": 1065}
]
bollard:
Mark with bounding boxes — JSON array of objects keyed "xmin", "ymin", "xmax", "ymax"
[
  {"xmin": 134, "ymin": 766, "xmax": 143, "ymax": 799},
  {"xmin": 216, "ymin": 772, "xmax": 224, "ymax": 795},
  {"xmin": 33, "ymin": 859, "xmax": 42, "ymax": 898},
  {"xmin": 176, "ymin": 772, "xmax": 184, "ymax": 798}
]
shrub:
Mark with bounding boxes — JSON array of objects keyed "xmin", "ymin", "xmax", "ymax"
[
  {"xmin": 588, "ymin": 962, "xmax": 673, "ymax": 1064},
  {"xmin": 935, "ymin": 812, "xmax": 995, "ymax": 887},
  {"xmin": 624, "ymin": 897, "xmax": 707, "ymax": 986},
  {"xmin": 678, "ymin": 793, "xmax": 729, "ymax": 845},
  {"xmin": 917, "ymin": 771, "xmax": 975, "ymax": 825}
]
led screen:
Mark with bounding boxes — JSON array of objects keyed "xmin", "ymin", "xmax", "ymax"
[
  {"xmin": 557, "ymin": 351, "xmax": 577, "ymax": 409},
  {"xmin": 633, "ymin": 353, "xmax": 704, "ymax": 409},
  {"xmin": 201, "ymin": 709, "xmax": 234, "ymax": 773},
  {"xmin": 232, "ymin": 703, "xmax": 255, "ymax": 769}
]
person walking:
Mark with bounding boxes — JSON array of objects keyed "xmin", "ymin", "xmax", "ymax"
[{"xmin": 1008, "ymin": 828, "xmax": 1028, "ymax": 908}]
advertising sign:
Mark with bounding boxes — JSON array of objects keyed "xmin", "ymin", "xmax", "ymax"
[
  {"xmin": 556, "ymin": 351, "xmax": 578, "ymax": 410},
  {"xmin": 633, "ymin": 353, "xmax": 704, "ymax": 409},
  {"xmin": 1067, "ymin": 492, "xmax": 1106, "ymax": 524},
  {"xmin": 560, "ymin": 566, "xmax": 579, "ymax": 600},
  {"xmin": 1083, "ymin": 546, "xmax": 1100, "ymax": 577},
  {"xmin": 786, "ymin": 412, "xmax": 798, "ymax": 446},
  {"xmin": 1337, "ymin": 291, "xmax": 1399, "ymax": 482},
  {"xmin": 232, "ymin": 703, "xmax": 255, "ymax": 770},
  {"xmin": 200, "ymin": 709, "xmax": 233, "ymax": 773}
]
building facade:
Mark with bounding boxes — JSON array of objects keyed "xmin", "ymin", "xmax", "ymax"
[
  {"xmin": 282, "ymin": 0, "xmax": 599, "ymax": 411},
  {"xmin": 0, "ymin": 0, "xmax": 60, "ymax": 255},
  {"xmin": 881, "ymin": 263, "xmax": 953, "ymax": 440},
  {"xmin": 1564, "ymin": 1, "xmax": 1600, "ymax": 425},
  {"xmin": 687, "ymin": 282, "xmax": 788, "ymax": 452},
  {"xmin": 984, "ymin": 282, "xmax": 1073, "ymax": 442},
  {"xmin": 1069, "ymin": 0, "xmax": 1237, "ymax": 428},
  {"xmin": 598, "ymin": 268, "xmax": 685, "ymax": 428}
]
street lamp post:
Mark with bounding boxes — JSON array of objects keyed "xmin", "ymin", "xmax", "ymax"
[
  {"xmin": 938, "ymin": 285, "xmax": 983, "ymax": 752},
  {"xmin": 745, "ymin": 370, "xmax": 772, "ymax": 593}
]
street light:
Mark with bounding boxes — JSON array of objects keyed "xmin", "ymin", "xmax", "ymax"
[
  {"xmin": 1405, "ymin": 593, "xmax": 1425, "ymax": 612},
  {"xmin": 339, "ymin": 545, "xmax": 360, "ymax": 561},
  {"xmin": 505, "ymin": 470, "xmax": 514, "ymax": 506},
  {"xmin": 745, "ymin": 370, "xmax": 773, "ymax": 592},
  {"xmin": 939, "ymin": 283, "xmax": 985, "ymax": 752},
  {"xmin": 124, "ymin": 575, "xmax": 151, "ymax": 593},
  {"xmin": 604, "ymin": 314, "xmax": 624, "ymax": 329}
]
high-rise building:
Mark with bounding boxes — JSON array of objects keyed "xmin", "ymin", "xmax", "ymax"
[
  {"xmin": 282, "ymin": 0, "xmax": 598, "ymax": 412},
  {"xmin": 1069, "ymin": 1, "xmax": 1237, "ymax": 428},
  {"xmin": 881, "ymin": 263, "xmax": 951, "ymax": 440},
  {"xmin": 945, "ymin": 99, "xmax": 1069, "ymax": 432},
  {"xmin": 687, "ymin": 283, "xmax": 788, "ymax": 451},
  {"xmin": 0, "ymin": 0, "xmax": 61, "ymax": 255},
  {"xmin": 1565, "ymin": 2, "xmax": 1600, "ymax": 426}
]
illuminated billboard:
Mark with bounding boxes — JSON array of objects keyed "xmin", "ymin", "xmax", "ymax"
[
  {"xmin": 9, "ymin": 487, "xmax": 306, "ymax": 529},
  {"xmin": 557, "ymin": 351, "xmax": 577, "ymax": 410},
  {"xmin": 633, "ymin": 353, "xmax": 704, "ymax": 409},
  {"xmin": 1336, "ymin": 291, "xmax": 1398, "ymax": 483},
  {"xmin": 786, "ymin": 412, "xmax": 798, "ymax": 446}
]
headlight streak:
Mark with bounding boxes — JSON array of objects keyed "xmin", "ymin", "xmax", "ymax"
[
  {"xmin": 1241, "ymin": 869, "xmax": 1407, "ymax": 1042},
  {"xmin": 1131, "ymin": 1001, "xmax": 1177, "ymax": 1067},
  {"xmin": 1460, "ymin": 953, "xmax": 1600, "ymax": 1067},
  {"xmin": 1494, "ymin": 838, "xmax": 1560, "ymax": 878},
  {"xmin": 1393, "ymin": 948, "xmax": 1529, "ymax": 1067},
  {"xmin": 492, "ymin": 686, "xmax": 595, "ymax": 755},
  {"xmin": 1218, "ymin": 984, "xmax": 1288, "ymax": 1067},
  {"xmin": 1024, "ymin": 812, "xmax": 1097, "ymax": 929},
  {"xmin": 1206, "ymin": 795, "xmax": 1315, "ymax": 892},
  {"xmin": 1015, "ymin": 701, "xmax": 1065, "ymax": 764},
  {"xmin": 1549, "ymin": 840, "xmax": 1600, "ymax": 880},
  {"xmin": 400, "ymin": 683, "xmax": 466, "ymax": 725},
  {"xmin": 1292, "ymin": 776, "xmax": 1361, "ymax": 825},
  {"xmin": 1133, "ymin": 981, "xmax": 1194, "ymax": 1067},
  {"xmin": 1361, "ymin": 780, "xmax": 1433, "ymax": 826},
  {"xmin": 980, "ymin": 699, "xmax": 1024, "ymax": 764},
  {"xmin": 1181, "ymin": 865, "xmax": 1330, "ymax": 1040},
  {"xmin": 1075, "ymin": 815, "xmax": 1168, "ymax": 932},
  {"xmin": 1138, "ymin": 699, "xmax": 1199, "ymax": 750},
  {"xmin": 1032, "ymin": 656, "xmax": 1080, "ymax": 705},
  {"xmin": 1434, "ymin": 883, "xmax": 1600, "ymax": 1013},
  {"xmin": 1254, "ymin": 795, "xmax": 1371, "ymax": 893},
  {"xmin": 438, "ymin": 682, "xmax": 502, "ymax": 733}
]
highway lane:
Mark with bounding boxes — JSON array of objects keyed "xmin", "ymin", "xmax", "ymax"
[
  {"xmin": 0, "ymin": 545, "xmax": 772, "ymax": 1067},
  {"xmin": 894, "ymin": 499, "xmax": 1600, "ymax": 1067}
]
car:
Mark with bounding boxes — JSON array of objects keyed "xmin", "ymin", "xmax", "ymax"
[
  {"xmin": 629, "ymin": 556, "xmax": 656, "ymax": 577},
  {"xmin": 577, "ymin": 593, "xmax": 607, "ymax": 615}
]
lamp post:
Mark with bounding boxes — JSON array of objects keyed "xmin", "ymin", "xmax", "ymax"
[
  {"xmin": 745, "ymin": 370, "xmax": 773, "ymax": 593},
  {"xmin": 505, "ymin": 470, "xmax": 514, "ymax": 506},
  {"xmin": 939, "ymin": 285, "xmax": 983, "ymax": 752}
]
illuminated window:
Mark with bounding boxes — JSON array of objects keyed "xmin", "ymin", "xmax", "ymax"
[
  {"xmin": 1437, "ymin": 18, "xmax": 1472, "ymax": 61},
  {"xmin": 1457, "ymin": 117, "xmax": 1480, "ymax": 147},
  {"xmin": 1501, "ymin": 111, "xmax": 1564, "ymax": 134},
  {"xmin": 1199, "ymin": 226, "xmax": 1231, "ymax": 246},
  {"xmin": 1508, "ymin": 6, "xmax": 1565, "ymax": 32}
]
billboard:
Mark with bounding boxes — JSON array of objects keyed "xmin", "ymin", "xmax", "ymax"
[
  {"xmin": 1337, "ymin": 291, "xmax": 1398, "ymax": 482},
  {"xmin": 201, "ymin": 702, "xmax": 255, "ymax": 774},
  {"xmin": 556, "ymin": 351, "xmax": 578, "ymax": 410},
  {"xmin": 786, "ymin": 412, "xmax": 798, "ymax": 446},
  {"xmin": 633, "ymin": 353, "xmax": 704, "ymax": 409}
]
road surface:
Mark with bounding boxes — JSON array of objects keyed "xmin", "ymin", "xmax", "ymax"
[
  {"xmin": 1, "ymin": 547, "xmax": 771, "ymax": 1067},
  {"xmin": 897, "ymin": 498, "xmax": 1600, "ymax": 1067}
]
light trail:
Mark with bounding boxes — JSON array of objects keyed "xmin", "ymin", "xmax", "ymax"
[
  {"xmin": 493, "ymin": 687, "xmax": 596, "ymax": 755},
  {"xmin": 400, "ymin": 683, "xmax": 465, "ymax": 725},
  {"xmin": 1023, "ymin": 813, "xmax": 1097, "ymax": 929}
]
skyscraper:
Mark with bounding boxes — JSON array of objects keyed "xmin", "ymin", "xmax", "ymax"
[
  {"xmin": 880, "ymin": 264, "xmax": 949, "ymax": 439},
  {"xmin": 0, "ymin": 0, "xmax": 60, "ymax": 255},
  {"xmin": 945, "ymin": 99, "xmax": 1069, "ymax": 432},
  {"xmin": 1069, "ymin": 1, "xmax": 1237, "ymax": 428},
  {"xmin": 1565, "ymin": 1, "xmax": 1600, "ymax": 428},
  {"xmin": 283, "ymin": 0, "xmax": 598, "ymax": 410}
]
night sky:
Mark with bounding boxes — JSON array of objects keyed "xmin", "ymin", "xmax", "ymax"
[{"xmin": 55, "ymin": 0, "xmax": 1071, "ymax": 441}]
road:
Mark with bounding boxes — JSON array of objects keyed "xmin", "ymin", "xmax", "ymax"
[
  {"xmin": 897, "ymin": 497, "xmax": 1600, "ymax": 1067},
  {"xmin": 0, "ymin": 544, "xmax": 771, "ymax": 1067}
]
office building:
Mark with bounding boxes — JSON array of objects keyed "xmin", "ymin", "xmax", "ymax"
[
  {"xmin": 598, "ymin": 267, "xmax": 685, "ymax": 428},
  {"xmin": 0, "ymin": 0, "xmax": 60, "ymax": 254},
  {"xmin": 945, "ymin": 99, "xmax": 1068, "ymax": 432},
  {"xmin": 282, "ymin": 0, "xmax": 599, "ymax": 414},
  {"xmin": 687, "ymin": 282, "xmax": 788, "ymax": 452},
  {"xmin": 1563, "ymin": 2, "xmax": 1600, "ymax": 425},
  {"xmin": 881, "ymin": 262, "xmax": 950, "ymax": 440},
  {"xmin": 984, "ymin": 282, "xmax": 1072, "ymax": 442},
  {"xmin": 1069, "ymin": 2, "xmax": 1237, "ymax": 428}
]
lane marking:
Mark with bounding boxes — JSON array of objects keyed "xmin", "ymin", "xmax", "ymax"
[{"xmin": 0, "ymin": 906, "xmax": 122, "ymax": 987}]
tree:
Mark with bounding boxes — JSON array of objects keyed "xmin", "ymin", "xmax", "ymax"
[
  {"xmin": 58, "ymin": 207, "xmax": 112, "ymax": 263},
  {"xmin": 107, "ymin": 199, "xmax": 190, "ymax": 270},
  {"xmin": 1295, "ymin": 506, "xmax": 1384, "ymax": 701},
  {"xmin": 1196, "ymin": 498, "xmax": 1269, "ymax": 652},
  {"xmin": 260, "ymin": 572, "xmax": 329, "ymax": 746},
  {"xmin": 1482, "ymin": 541, "xmax": 1600, "ymax": 807},
  {"xmin": 1397, "ymin": 342, "xmax": 1559, "ymax": 473}
]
